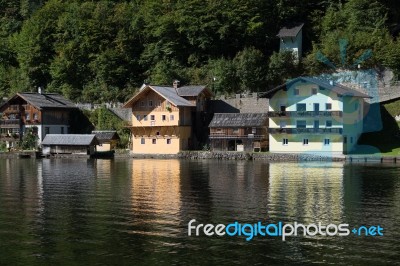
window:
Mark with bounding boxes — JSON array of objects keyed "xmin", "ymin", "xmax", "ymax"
[
  {"xmin": 152, "ymin": 139, "xmax": 156, "ymax": 144},
  {"xmin": 232, "ymin": 128, "xmax": 239, "ymax": 134},
  {"xmin": 162, "ymin": 115, "xmax": 166, "ymax": 121},
  {"xmin": 280, "ymin": 121, "xmax": 286, "ymax": 128},
  {"xmin": 45, "ymin": 127, "xmax": 50, "ymax": 135},
  {"xmin": 350, "ymin": 137, "xmax": 353, "ymax": 144},
  {"xmin": 324, "ymin": 138, "xmax": 330, "ymax": 145},
  {"xmin": 156, "ymin": 131, "xmax": 160, "ymax": 136},
  {"xmin": 296, "ymin": 103, "xmax": 306, "ymax": 111},
  {"xmin": 297, "ymin": 120, "xmax": 306, "ymax": 128},
  {"xmin": 326, "ymin": 103, "xmax": 332, "ymax": 110},
  {"xmin": 151, "ymin": 115, "xmax": 155, "ymax": 121},
  {"xmin": 25, "ymin": 113, "xmax": 30, "ymax": 121},
  {"xmin": 141, "ymin": 138, "xmax": 145, "ymax": 144},
  {"xmin": 167, "ymin": 139, "xmax": 171, "ymax": 144},
  {"xmin": 61, "ymin": 127, "xmax": 64, "ymax": 134},
  {"xmin": 282, "ymin": 138, "xmax": 288, "ymax": 145},
  {"xmin": 326, "ymin": 120, "xmax": 332, "ymax": 127},
  {"xmin": 252, "ymin": 127, "xmax": 257, "ymax": 134},
  {"xmin": 294, "ymin": 88, "xmax": 299, "ymax": 95},
  {"xmin": 343, "ymin": 136, "xmax": 347, "ymax": 144},
  {"xmin": 144, "ymin": 115, "xmax": 148, "ymax": 121},
  {"xmin": 136, "ymin": 115, "xmax": 141, "ymax": 121},
  {"xmin": 303, "ymin": 139, "xmax": 309, "ymax": 145},
  {"xmin": 170, "ymin": 114, "xmax": 174, "ymax": 121},
  {"xmin": 280, "ymin": 105, "xmax": 286, "ymax": 112},
  {"xmin": 140, "ymin": 101, "xmax": 145, "ymax": 107},
  {"xmin": 149, "ymin": 100, "xmax": 153, "ymax": 107},
  {"xmin": 33, "ymin": 113, "xmax": 38, "ymax": 120},
  {"xmin": 312, "ymin": 88, "xmax": 318, "ymax": 95}
]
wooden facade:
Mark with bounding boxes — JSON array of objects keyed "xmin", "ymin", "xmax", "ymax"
[
  {"xmin": 0, "ymin": 93, "xmax": 76, "ymax": 149},
  {"xmin": 209, "ymin": 113, "xmax": 269, "ymax": 152}
]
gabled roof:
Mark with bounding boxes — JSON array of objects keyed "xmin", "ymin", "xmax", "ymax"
[
  {"xmin": 124, "ymin": 84, "xmax": 209, "ymax": 108},
  {"xmin": 42, "ymin": 134, "xmax": 99, "ymax": 146},
  {"xmin": 261, "ymin": 77, "xmax": 371, "ymax": 98},
  {"xmin": 1, "ymin": 93, "xmax": 77, "ymax": 110},
  {"xmin": 176, "ymin": 85, "xmax": 211, "ymax": 97},
  {"xmin": 277, "ymin": 23, "xmax": 304, "ymax": 38},
  {"xmin": 92, "ymin": 130, "xmax": 120, "ymax": 142},
  {"xmin": 209, "ymin": 113, "xmax": 268, "ymax": 128},
  {"xmin": 108, "ymin": 107, "xmax": 132, "ymax": 124},
  {"xmin": 151, "ymin": 86, "xmax": 195, "ymax": 106}
]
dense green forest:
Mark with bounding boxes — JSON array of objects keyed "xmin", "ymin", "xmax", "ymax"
[{"xmin": 0, "ymin": 0, "xmax": 400, "ymax": 102}]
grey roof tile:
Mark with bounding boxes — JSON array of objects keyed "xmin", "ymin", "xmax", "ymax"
[
  {"xmin": 42, "ymin": 134, "xmax": 99, "ymax": 146},
  {"xmin": 277, "ymin": 23, "xmax": 304, "ymax": 38},
  {"xmin": 209, "ymin": 113, "xmax": 268, "ymax": 128},
  {"xmin": 17, "ymin": 93, "xmax": 76, "ymax": 109}
]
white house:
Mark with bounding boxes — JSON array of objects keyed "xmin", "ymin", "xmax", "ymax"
[
  {"xmin": 277, "ymin": 23, "xmax": 304, "ymax": 60},
  {"xmin": 264, "ymin": 77, "xmax": 371, "ymax": 155}
]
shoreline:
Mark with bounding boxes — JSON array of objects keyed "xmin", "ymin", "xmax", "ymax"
[{"xmin": 1, "ymin": 150, "xmax": 398, "ymax": 162}]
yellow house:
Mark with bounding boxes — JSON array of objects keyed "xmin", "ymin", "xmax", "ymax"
[
  {"xmin": 123, "ymin": 81, "xmax": 212, "ymax": 154},
  {"xmin": 264, "ymin": 77, "xmax": 371, "ymax": 155}
]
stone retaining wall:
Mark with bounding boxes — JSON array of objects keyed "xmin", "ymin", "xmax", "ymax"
[{"xmin": 178, "ymin": 151, "xmax": 345, "ymax": 161}]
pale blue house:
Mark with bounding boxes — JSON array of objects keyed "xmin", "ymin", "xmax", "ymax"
[{"xmin": 277, "ymin": 23, "xmax": 304, "ymax": 60}]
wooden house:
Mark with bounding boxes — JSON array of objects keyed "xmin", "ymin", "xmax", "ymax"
[
  {"xmin": 209, "ymin": 113, "xmax": 269, "ymax": 152},
  {"xmin": 0, "ymin": 92, "xmax": 77, "ymax": 149},
  {"xmin": 92, "ymin": 130, "xmax": 120, "ymax": 151},
  {"xmin": 41, "ymin": 134, "xmax": 99, "ymax": 155},
  {"xmin": 123, "ymin": 81, "xmax": 212, "ymax": 154}
]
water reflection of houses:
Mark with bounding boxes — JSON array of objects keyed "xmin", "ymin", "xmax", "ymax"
[
  {"xmin": 268, "ymin": 162, "xmax": 345, "ymax": 223},
  {"xmin": 131, "ymin": 160, "xmax": 183, "ymax": 221}
]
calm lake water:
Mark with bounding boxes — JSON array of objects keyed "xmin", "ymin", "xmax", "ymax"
[{"xmin": 0, "ymin": 158, "xmax": 399, "ymax": 265}]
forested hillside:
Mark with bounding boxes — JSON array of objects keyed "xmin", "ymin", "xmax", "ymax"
[{"xmin": 0, "ymin": 0, "xmax": 399, "ymax": 102}]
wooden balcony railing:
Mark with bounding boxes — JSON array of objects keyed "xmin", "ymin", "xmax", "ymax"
[
  {"xmin": 269, "ymin": 128, "xmax": 343, "ymax": 134},
  {"xmin": 209, "ymin": 133, "xmax": 266, "ymax": 139},
  {"xmin": 268, "ymin": 111, "xmax": 343, "ymax": 118},
  {"xmin": 0, "ymin": 119, "xmax": 21, "ymax": 127}
]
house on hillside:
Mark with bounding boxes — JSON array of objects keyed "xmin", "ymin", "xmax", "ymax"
[
  {"xmin": 123, "ymin": 81, "xmax": 212, "ymax": 154},
  {"xmin": 92, "ymin": 130, "xmax": 120, "ymax": 152},
  {"xmin": 209, "ymin": 113, "xmax": 269, "ymax": 152},
  {"xmin": 277, "ymin": 23, "xmax": 304, "ymax": 60},
  {"xmin": 262, "ymin": 77, "xmax": 371, "ymax": 155},
  {"xmin": 0, "ymin": 91, "xmax": 77, "ymax": 149},
  {"xmin": 41, "ymin": 134, "xmax": 99, "ymax": 155}
]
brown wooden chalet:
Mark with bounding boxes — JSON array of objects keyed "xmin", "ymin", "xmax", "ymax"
[
  {"xmin": 209, "ymin": 113, "xmax": 269, "ymax": 152},
  {"xmin": 0, "ymin": 92, "xmax": 77, "ymax": 148}
]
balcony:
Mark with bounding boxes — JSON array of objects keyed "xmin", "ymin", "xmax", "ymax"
[
  {"xmin": 268, "ymin": 111, "xmax": 342, "ymax": 118},
  {"xmin": 269, "ymin": 128, "xmax": 342, "ymax": 134},
  {"xmin": 0, "ymin": 119, "xmax": 21, "ymax": 128},
  {"xmin": 209, "ymin": 133, "xmax": 266, "ymax": 139}
]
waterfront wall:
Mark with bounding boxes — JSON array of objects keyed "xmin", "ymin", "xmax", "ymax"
[{"xmin": 177, "ymin": 151, "xmax": 345, "ymax": 161}]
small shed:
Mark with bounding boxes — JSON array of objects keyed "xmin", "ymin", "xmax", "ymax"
[
  {"xmin": 208, "ymin": 113, "xmax": 269, "ymax": 152},
  {"xmin": 92, "ymin": 130, "xmax": 120, "ymax": 152},
  {"xmin": 277, "ymin": 23, "xmax": 304, "ymax": 60},
  {"xmin": 41, "ymin": 134, "xmax": 99, "ymax": 155}
]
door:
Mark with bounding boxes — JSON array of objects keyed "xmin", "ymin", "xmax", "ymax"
[{"xmin": 314, "ymin": 103, "xmax": 320, "ymax": 115}]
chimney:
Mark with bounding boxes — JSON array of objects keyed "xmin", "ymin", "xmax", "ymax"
[{"xmin": 173, "ymin": 80, "xmax": 180, "ymax": 89}]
